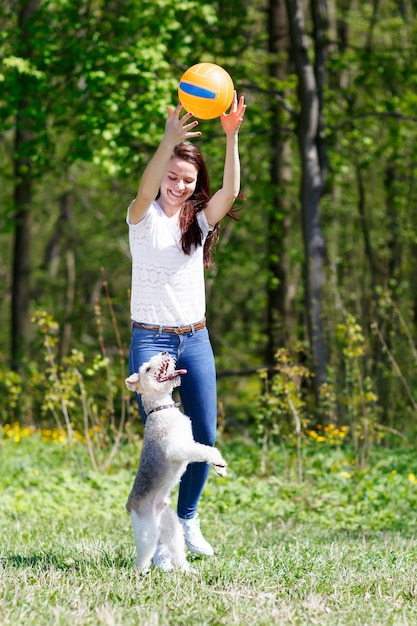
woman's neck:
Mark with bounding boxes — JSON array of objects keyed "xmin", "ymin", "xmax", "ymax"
[{"xmin": 159, "ymin": 201, "xmax": 184, "ymax": 219}]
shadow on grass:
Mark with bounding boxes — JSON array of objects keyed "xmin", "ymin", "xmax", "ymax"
[{"xmin": 1, "ymin": 550, "xmax": 132, "ymax": 571}]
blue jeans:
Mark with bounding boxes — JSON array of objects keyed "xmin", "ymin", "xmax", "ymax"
[{"xmin": 129, "ymin": 323, "xmax": 217, "ymax": 519}]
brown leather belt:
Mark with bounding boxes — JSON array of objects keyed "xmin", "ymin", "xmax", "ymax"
[{"xmin": 132, "ymin": 318, "xmax": 206, "ymax": 335}]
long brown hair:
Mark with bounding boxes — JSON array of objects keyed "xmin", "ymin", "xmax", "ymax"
[{"xmin": 169, "ymin": 141, "xmax": 239, "ymax": 268}]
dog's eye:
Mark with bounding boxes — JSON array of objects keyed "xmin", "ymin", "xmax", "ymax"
[{"xmin": 146, "ymin": 367, "xmax": 151, "ymax": 372}]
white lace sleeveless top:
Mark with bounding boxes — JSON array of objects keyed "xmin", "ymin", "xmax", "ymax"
[{"xmin": 127, "ymin": 200, "xmax": 211, "ymax": 326}]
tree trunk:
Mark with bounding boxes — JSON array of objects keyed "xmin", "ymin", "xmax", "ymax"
[
  {"xmin": 285, "ymin": 0, "xmax": 327, "ymax": 388},
  {"xmin": 11, "ymin": 0, "xmax": 40, "ymax": 369},
  {"xmin": 266, "ymin": 0, "xmax": 293, "ymax": 365},
  {"xmin": 11, "ymin": 134, "xmax": 33, "ymax": 369},
  {"xmin": 41, "ymin": 191, "xmax": 77, "ymax": 360}
]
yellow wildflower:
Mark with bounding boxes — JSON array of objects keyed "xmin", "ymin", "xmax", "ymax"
[{"xmin": 340, "ymin": 471, "xmax": 352, "ymax": 479}]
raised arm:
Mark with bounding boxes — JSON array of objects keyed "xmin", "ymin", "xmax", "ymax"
[
  {"xmin": 128, "ymin": 104, "xmax": 201, "ymax": 224},
  {"xmin": 204, "ymin": 93, "xmax": 246, "ymax": 226}
]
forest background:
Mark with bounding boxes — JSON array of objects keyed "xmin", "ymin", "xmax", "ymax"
[{"xmin": 1, "ymin": 0, "xmax": 417, "ymax": 457}]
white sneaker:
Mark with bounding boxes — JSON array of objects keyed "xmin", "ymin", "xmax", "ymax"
[
  {"xmin": 179, "ymin": 514, "xmax": 214, "ymax": 556},
  {"xmin": 152, "ymin": 541, "xmax": 173, "ymax": 571}
]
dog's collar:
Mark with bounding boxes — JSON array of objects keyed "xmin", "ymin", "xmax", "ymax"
[{"xmin": 146, "ymin": 402, "xmax": 180, "ymax": 417}]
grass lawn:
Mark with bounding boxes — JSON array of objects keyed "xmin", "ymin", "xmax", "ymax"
[{"xmin": 1, "ymin": 425, "xmax": 417, "ymax": 625}]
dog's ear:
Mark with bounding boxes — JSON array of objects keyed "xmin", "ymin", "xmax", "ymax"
[{"xmin": 125, "ymin": 373, "xmax": 143, "ymax": 393}]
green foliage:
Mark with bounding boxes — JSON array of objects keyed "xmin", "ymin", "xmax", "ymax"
[
  {"xmin": 2, "ymin": 0, "xmax": 417, "ymax": 442},
  {"xmin": 333, "ymin": 314, "xmax": 380, "ymax": 465},
  {"xmin": 253, "ymin": 314, "xmax": 410, "ymax": 478},
  {"xmin": 0, "ymin": 0, "xmax": 255, "ymax": 182},
  {"xmin": 256, "ymin": 347, "xmax": 313, "ymax": 480},
  {"xmin": 261, "ymin": 347, "xmax": 312, "ymax": 432},
  {"xmin": 0, "ymin": 367, "xmax": 22, "ymax": 422},
  {"xmin": 0, "ymin": 0, "xmax": 223, "ymax": 177},
  {"xmin": 0, "ymin": 309, "xmax": 138, "ymax": 471}
]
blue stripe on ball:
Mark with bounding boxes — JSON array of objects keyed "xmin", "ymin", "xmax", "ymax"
[{"xmin": 179, "ymin": 81, "xmax": 216, "ymax": 99}]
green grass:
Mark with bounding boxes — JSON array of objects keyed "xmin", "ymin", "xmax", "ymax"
[{"xmin": 1, "ymin": 428, "xmax": 417, "ymax": 625}]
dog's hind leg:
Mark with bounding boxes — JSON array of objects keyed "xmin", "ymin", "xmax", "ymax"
[
  {"xmin": 130, "ymin": 509, "xmax": 159, "ymax": 572},
  {"xmin": 159, "ymin": 505, "xmax": 189, "ymax": 571}
]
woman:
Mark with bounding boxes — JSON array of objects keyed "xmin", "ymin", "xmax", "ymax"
[{"xmin": 127, "ymin": 93, "xmax": 246, "ymax": 569}]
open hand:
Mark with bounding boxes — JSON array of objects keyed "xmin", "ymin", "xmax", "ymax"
[
  {"xmin": 163, "ymin": 103, "xmax": 202, "ymax": 147},
  {"xmin": 220, "ymin": 92, "xmax": 246, "ymax": 136}
]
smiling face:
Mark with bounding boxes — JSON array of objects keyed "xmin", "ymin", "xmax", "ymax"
[{"xmin": 158, "ymin": 156, "xmax": 198, "ymax": 215}]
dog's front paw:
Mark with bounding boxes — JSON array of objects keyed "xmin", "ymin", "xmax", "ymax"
[
  {"xmin": 210, "ymin": 448, "xmax": 227, "ymax": 476},
  {"xmin": 213, "ymin": 463, "xmax": 227, "ymax": 477}
]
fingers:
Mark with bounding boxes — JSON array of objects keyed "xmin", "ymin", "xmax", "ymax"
[
  {"xmin": 167, "ymin": 103, "xmax": 192, "ymax": 121},
  {"xmin": 236, "ymin": 94, "xmax": 246, "ymax": 115},
  {"xmin": 174, "ymin": 103, "xmax": 195, "ymax": 123},
  {"xmin": 222, "ymin": 93, "xmax": 246, "ymax": 118},
  {"xmin": 232, "ymin": 91, "xmax": 246, "ymax": 115},
  {"xmin": 183, "ymin": 114, "xmax": 201, "ymax": 138},
  {"xmin": 181, "ymin": 111, "xmax": 199, "ymax": 130},
  {"xmin": 180, "ymin": 109, "xmax": 201, "ymax": 138},
  {"xmin": 166, "ymin": 104, "xmax": 201, "ymax": 139},
  {"xmin": 166, "ymin": 105, "xmax": 175, "ymax": 119}
]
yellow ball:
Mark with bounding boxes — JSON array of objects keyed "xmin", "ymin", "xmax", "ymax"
[{"xmin": 178, "ymin": 63, "xmax": 234, "ymax": 120}]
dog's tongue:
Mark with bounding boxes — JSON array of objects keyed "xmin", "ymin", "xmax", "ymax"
[{"xmin": 160, "ymin": 369, "xmax": 187, "ymax": 381}]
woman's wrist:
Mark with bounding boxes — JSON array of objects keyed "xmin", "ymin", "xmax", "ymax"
[{"xmin": 159, "ymin": 136, "xmax": 177, "ymax": 152}]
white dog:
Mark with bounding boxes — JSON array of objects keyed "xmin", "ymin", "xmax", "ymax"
[{"xmin": 125, "ymin": 351, "xmax": 227, "ymax": 572}]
